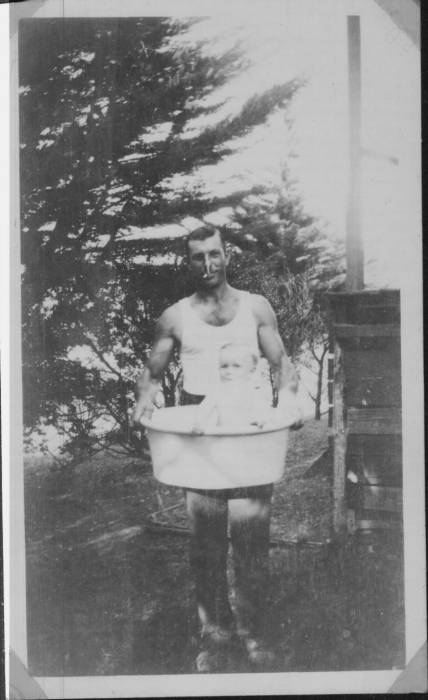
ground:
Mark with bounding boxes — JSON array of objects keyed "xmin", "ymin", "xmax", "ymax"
[{"xmin": 24, "ymin": 418, "xmax": 405, "ymax": 676}]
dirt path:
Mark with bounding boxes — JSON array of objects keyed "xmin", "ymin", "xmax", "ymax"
[{"xmin": 24, "ymin": 419, "xmax": 404, "ymax": 675}]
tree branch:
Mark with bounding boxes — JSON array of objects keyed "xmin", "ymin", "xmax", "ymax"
[
  {"xmin": 83, "ymin": 336, "xmax": 123, "ymax": 381},
  {"xmin": 102, "ymin": 398, "xmax": 126, "ymax": 426},
  {"xmin": 298, "ymin": 376, "xmax": 316, "ymax": 403}
]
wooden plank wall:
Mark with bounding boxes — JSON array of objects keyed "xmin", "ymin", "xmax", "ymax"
[{"xmin": 329, "ymin": 290, "xmax": 403, "ymax": 534}]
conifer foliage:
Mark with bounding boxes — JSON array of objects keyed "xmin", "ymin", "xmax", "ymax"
[{"xmin": 19, "ymin": 18, "xmax": 342, "ymax": 458}]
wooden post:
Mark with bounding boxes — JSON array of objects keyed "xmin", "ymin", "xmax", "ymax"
[
  {"xmin": 327, "ymin": 331, "xmax": 334, "ymax": 429},
  {"xmin": 346, "ymin": 15, "xmax": 364, "ymax": 291},
  {"xmin": 333, "ymin": 340, "xmax": 347, "ymax": 535}
]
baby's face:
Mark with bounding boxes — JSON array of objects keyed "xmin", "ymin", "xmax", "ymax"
[{"xmin": 219, "ymin": 347, "xmax": 255, "ymax": 382}]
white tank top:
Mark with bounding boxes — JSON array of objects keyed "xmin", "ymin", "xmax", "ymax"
[{"xmin": 180, "ymin": 290, "xmax": 259, "ymax": 396}]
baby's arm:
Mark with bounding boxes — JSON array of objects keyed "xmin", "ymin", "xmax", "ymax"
[
  {"xmin": 192, "ymin": 394, "xmax": 219, "ymax": 434},
  {"xmin": 249, "ymin": 390, "xmax": 272, "ymax": 429}
]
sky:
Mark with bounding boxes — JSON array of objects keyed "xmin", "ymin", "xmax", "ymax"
[
  {"xmin": 20, "ymin": 0, "xmax": 421, "ymax": 288},
  {"xmin": 149, "ymin": 0, "xmax": 420, "ymax": 289}
]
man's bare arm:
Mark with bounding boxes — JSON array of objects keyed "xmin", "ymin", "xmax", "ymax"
[
  {"xmin": 253, "ymin": 295, "xmax": 302, "ymax": 427},
  {"xmin": 132, "ymin": 305, "xmax": 178, "ymax": 423},
  {"xmin": 253, "ymin": 295, "xmax": 298, "ymax": 392}
]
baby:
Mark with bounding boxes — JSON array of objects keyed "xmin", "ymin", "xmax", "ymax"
[{"xmin": 192, "ymin": 342, "xmax": 272, "ymax": 432}]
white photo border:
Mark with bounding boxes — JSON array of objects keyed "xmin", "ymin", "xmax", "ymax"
[{"xmin": 5, "ymin": 0, "xmax": 425, "ymax": 696}]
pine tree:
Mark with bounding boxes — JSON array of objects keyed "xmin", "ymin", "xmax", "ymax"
[{"xmin": 20, "ymin": 18, "xmax": 304, "ymax": 457}]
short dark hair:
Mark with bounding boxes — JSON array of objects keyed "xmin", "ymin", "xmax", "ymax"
[{"xmin": 185, "ymin": 224, "xmax": 225, "ymax": 253}]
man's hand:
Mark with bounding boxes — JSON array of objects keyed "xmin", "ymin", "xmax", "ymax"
[
  {"xmin": 131, "ymin": 305, "xmax": 178, "ymax": 428},
  {"xmin": 132, "ymin": 381, "xmax": 167, "ymax": 426},
  {"xmin": 289, "ymin": 413, "xmax": 304, "ymax": 431},
  {"xmin": 131, "ymin": 395, "xmax": 156, "ymax": 426},
  {"xmin": 253, "ymin": 295, "xmax": 302, "ymax": 430},
  {"xmin": 277, "ymin": 389, "xmax": 304, "ymax": 431}
]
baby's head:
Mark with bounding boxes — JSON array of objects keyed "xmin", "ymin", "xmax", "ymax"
[{"xmin": 218, "ymin": 342, "xmax": 258, "ymax": 383}]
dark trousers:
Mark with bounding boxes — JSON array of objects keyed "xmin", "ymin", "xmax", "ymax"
[{"xmin": 181, "ymin": 391, "xmax": 273, "ymax": 640}]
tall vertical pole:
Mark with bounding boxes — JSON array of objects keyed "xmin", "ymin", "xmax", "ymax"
[
  {"xmin": 346, "ymin": 15, "xmax": 364, "ymax": 291},
  {"xmin": 333, "ymin": 339, "xmax": 347, "ymax": 535}
]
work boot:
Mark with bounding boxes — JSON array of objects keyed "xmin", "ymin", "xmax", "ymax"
[
  {"xmin": 244, "ymin": 637, "xmax": 276, "ymax": 666},
  {"xmin": 195, "ymin": 648, "xmax": 227, "ymax": 673},
  {"xmin": 201, "ymin": 622, "xmax": 233, "ymax": 645},
  {"xmin": 236, "ymin": 624, "xmax": 277, "ymax": 668},
  {"xmin": 195, "ymin": 624, "xmax": 233, "ymax": 673}
]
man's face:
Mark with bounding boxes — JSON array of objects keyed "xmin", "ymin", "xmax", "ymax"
[{"xmin": 187, "ymin": 232, "xmax": 229, "ymax": 289}]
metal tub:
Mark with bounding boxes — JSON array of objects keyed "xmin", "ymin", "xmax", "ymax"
[{"xmin": 141, "ymin": 405, "xmax": 291, "ymax": 489}]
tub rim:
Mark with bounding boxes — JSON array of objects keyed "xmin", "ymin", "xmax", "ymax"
[{"xmin": 140, "ymin": 406, "xmax": 294, "ymax": 437}]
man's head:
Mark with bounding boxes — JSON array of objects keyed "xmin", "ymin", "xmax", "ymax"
[
  {"xmin": 218, "ymin": 342, "xmax": 258, "ymax": 383},
  {"xmin": 186, "ymin": 224, "xmax": 229, "ymax": 289}
]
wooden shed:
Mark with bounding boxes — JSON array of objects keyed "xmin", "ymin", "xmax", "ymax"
[
  {"xmin": 328, "ymin": 3, "xmax": 419, "ymax": 535},
  {"xmin": 329, "ymin": 289, "xmax": 402, "ymax": 534}
]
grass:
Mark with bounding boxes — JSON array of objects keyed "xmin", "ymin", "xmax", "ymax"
[{"xmin": 24, "ymin": 418, "xmax": 405, "ymax": 675}]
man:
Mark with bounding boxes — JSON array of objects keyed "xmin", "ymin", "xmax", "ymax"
[{"xmin": 132, "ymin": 223, "xmax": 301, "ymax": 672}]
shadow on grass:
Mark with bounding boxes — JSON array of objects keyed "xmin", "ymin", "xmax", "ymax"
[{"xmin": 24, "ymin": 419, "xmax": 405, "ymax": 676}]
